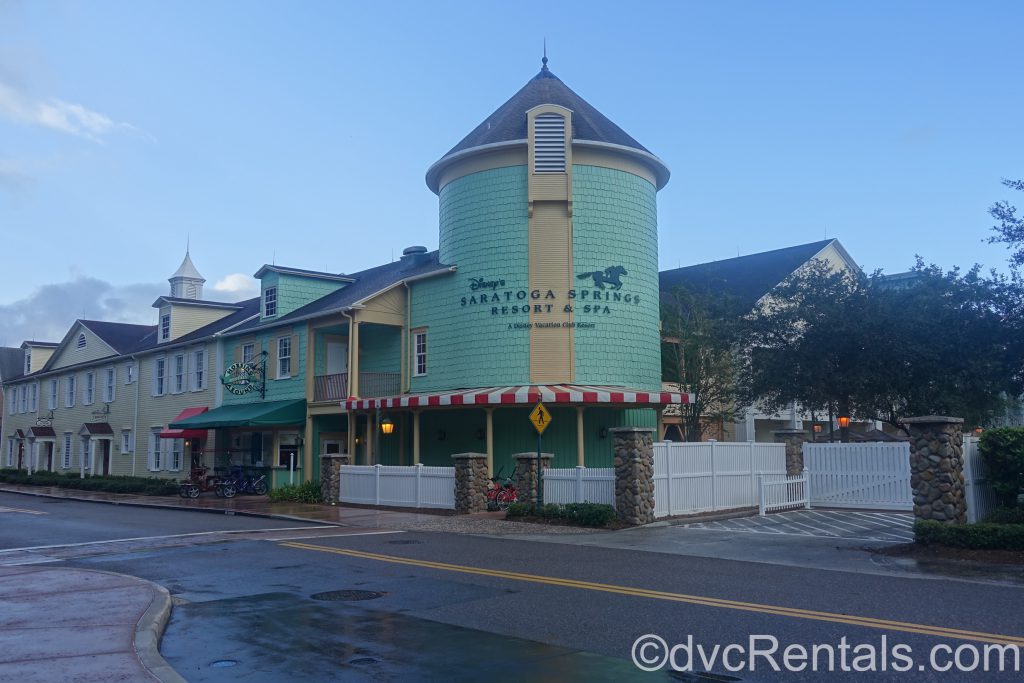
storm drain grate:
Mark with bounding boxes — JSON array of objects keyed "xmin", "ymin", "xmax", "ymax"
[
  {"xmin": 311, "ymin": 589, "xmax": 386, "ymax": 601},
  {"xmin": 348, "ymin": 657, "xmax": 379, "ymax": 665},
  {"xmin": 209, "ymin": 660, "xmax": 240, "ymax": 668}
]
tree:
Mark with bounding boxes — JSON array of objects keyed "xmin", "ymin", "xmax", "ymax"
[
  {"xmin": 742, "ymin": 259, "xmax": 1023, "ymax": 434},
  {"xmin": 661, "ymin": 286, "xmax": 747, "ymax": 442},
  {"xmin": 988, "ymin": 178, "xmax": 1024, "ymax": 269}
]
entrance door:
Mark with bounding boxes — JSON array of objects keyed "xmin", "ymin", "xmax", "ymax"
[
  {"xmin": 16, "ymin": 442, "xmax": 23, "ymax": 470},
  {"xmin": 326, "ymin": 341, "xmax": 348, "ymax": 375},
  {"xmin": 101, "ymin": 440, "xmax": 111, "ymax": 476},
  {"xmin": 46, "ymin": 443, "xmax": 54, "ymax": 471}
]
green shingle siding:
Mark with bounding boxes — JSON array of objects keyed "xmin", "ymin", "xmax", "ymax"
[{"xmin": 222, "ymin": 325, "xmax": 307, "ymax": 404}]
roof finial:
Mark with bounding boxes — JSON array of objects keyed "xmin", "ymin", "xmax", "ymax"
[
  {"xmin": 542, "ymin": 38, "xmax": 548, "ymax": 71},
  {"xmin": 186, "ymin": 232, "xmax": 190, "ymax": 254}
]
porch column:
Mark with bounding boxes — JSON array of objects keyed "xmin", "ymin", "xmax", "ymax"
[
  {"xmin": 349, "ymin": 321, "xmax": 361, "ymax": 397},
  {"xmin": 485, "ymin": 408, "xmax": 494, "ymax": 476},
  {"xmin": 80, "ymin": 439, "xmax": 87, "ymax": 479},
  {"xmin": 303, "ymin": 415, "xmax": 314, "ymax": 482},
  {"xmin": 656, "ymin": 408, "xmax": 665, "ymax": 442},
  {"xmin": 346, "ymin": 414, "xmax": 356, "ymax": 458},
  {"xmin": 27, "ymin": 441, "xmax": 34, "ymax": 475},
  {"xmin": 90, "ymin": 439, "xmax": 98, "ymax": 476},
  {"xmin": 412, "ymin": 410, "xmax": 421, "ymax": 464},
  {"xmin": 365, "ymin": 412, "xmax": 374, "ymax": 465},
  {"xmin": 575, "ymin": 407, "xmax": 585, "ymax": 467},
  {"xmin": 905, "ymin": 416, "xmax": 966, "ymax": 524}
]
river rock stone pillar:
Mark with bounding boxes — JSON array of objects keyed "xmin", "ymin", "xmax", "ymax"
[
  {"xmin": 452, "ymin": 453, "xmax": 489, "ymax": 514},
  {"xmin": 320, "ymin": 453, "xmax": 350, "ymax": 504},
  {"xmin": 513, "ymin": 452, "xmax": 553, "ymax": 507},
  {"xmin": 773, "ymin": 429, "xmax": 810, "ymax": 476},
  {"xmin": 904, "ymin": 416, "xmax": 966, "ymax": 524},
  {"xmin": 612, "ymin": 427, "xmax": 655, "ymax": 526}
]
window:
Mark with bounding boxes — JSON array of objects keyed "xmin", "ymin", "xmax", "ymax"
[
  {"xmin": 84, "ymin": 372, "xmax": 95, "ymax": 405},
  {"xmin": 48, "ymin": 379, "xmax": 58, "ymax": 410},
  {"xmin": 169, "ymin": 439, "xmax": 182, "ymax": 471},
  {"xmin": 8, "ymin": 391, "xmax": 14, "ymax": 415},
  {"xmin": 76, "ymin": 333, "xmax": 87, "ymax": 350},
  {"xmin": 173, "ymin": 354, "xmax": 186, "ymax": 393},
  {"xmin": 62, "ymin": 433, "xmax": 72, "ymax": 469},
  {"xmin": 65, "ymin": 376, "xmax": 76, "ymax": 407},
  {"xmin": 264, "ymin": 287, "xmax": 277, "ymax": 317},
  {"xmin": 121, "ymin": 429, "xmax": 133, "ymax": 454},
  {"xmin": 191, "ymin": 349, "xmax": 206, "ymax": 391},
  {"xmin": 413, "ymin": 330, "xmax": 428, "ymax": 376},
  {"xmin": 24, "ymin": 349, "xmax": 31, "ymax": 374},
  {"xmin": 125, "ymin": 363, "xmax": 135, "ymax": 385},
  {"xmin": 277, "ymin": 336, "xmax": 292, "ymax": 378},
  {"xmin": 153, "ymin": 358, "xmax": 166, "ymax": 396},
  {"xmin": 533, "ymin": 112, "xmax": 567, "ymax": 172},
  {"xmin": 81, "ymin": 438, "xmax": 91, "ymax": 470},
  {"xmin": 160, "ymin": 313, "xmax": 171, "ymax": 342},
  {"xmin": 5, "ymin": 439, "xmax": 13, "ymax": 467},
  {"xmin": 242, "ymin": 343, "xmax": 255, "ymax": 365},
  {"xmin": 19, "ymin": 385, "xmax": 27, "ymax": 413},
  {"xmin": 29, "ymin": 383, "xmax": 38, "ymax": 413},
  {"xmin": 148, "ymin": 430, "xmax": 163, "ymax": 471},
  {"xmin": 103, "ymin": 368, "xmax": 116, "ymax": 403}
]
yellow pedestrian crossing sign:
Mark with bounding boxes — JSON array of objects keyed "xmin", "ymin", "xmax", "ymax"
[{"xmin": 529, "ymin": 402, "xmax": 552, "ymax": 435}]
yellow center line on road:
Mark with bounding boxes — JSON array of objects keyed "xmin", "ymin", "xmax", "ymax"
[
  {"xmin": 0, "ymin": 506, "xmax": 46, "ymax": 515},
  {"xmin": 279, "ymin": 541, "xmax": 1024, "ymax": 647}
]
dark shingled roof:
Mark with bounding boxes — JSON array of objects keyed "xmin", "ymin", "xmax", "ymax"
[
  {"xmin": 659, "ymin": 240, "xmax": 835, "ymax": 309},
  {"xmin": 443, "ymin": 66, "xmax": 650, "ymax": 158},
  {"xmin": 227, "ymin": 252, "xmax": 450, "ymax": 335},
  {"xmin": 78, "ymin": 321, "xmax": 157, "ymax": 355},
  {"xmin": 154, "ymin": 296, "xmax": 244, "ymax": 309},
  {"xmin": 0, "ymin": 347, "xmax": 24, "ymax": 383}
]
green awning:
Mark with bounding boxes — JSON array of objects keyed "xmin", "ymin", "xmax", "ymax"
[{"xmin": 169, "ymin": 399, "xmax": 306, "ymax": 429}]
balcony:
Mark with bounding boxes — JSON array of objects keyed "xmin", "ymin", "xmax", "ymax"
[{"xmin": 313, "ymin": 372, "xmax": 401, "ymax": 402}]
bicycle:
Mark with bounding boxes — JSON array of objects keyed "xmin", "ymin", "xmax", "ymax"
[{"xmin": 486, "ymin": 466, "xmax": 519, "ymax": 511}]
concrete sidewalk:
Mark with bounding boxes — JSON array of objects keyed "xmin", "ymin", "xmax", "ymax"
[{"xmin": 0, "ymin": 565, "xmax": 184, "ymax": 683}]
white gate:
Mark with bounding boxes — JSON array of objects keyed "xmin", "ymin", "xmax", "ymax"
[
  {"xmin": 340, "ymin": 464, "xmax": 455, "ymax": 509},
  {"xmin": 804, "ymin": 442, "xmax": 912, "ymax": 510},
  {"xmin": 544, "ymin": 467, "xmax": 614, "ymax": 505},
  {"xmin": 963, "ymin": 436, "xmax": 997, "ymax": 524},
  {"xmin": 653, "ymin": 441, "xmax": 787, "ymax": 518}
]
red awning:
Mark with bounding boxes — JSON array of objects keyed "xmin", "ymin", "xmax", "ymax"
[
  {"xmin": 160, "ymin": 407, "xmax": 209, "ymax": 439},
  {"xmin": 344, "ymin": 385, "xmax": 692, "ymax": 411}
]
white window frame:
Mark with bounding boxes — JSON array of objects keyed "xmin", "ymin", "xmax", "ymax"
[
  {"xmin": 103, "ymin": 367, "xmax": 116, "ymax": 403},
  {"xmin": 65, "ymin": 376, "xmax": 76, "ymax": 407},
  {"xmin": 172, "ymin": 354, "xmax": 186, "ymax": 394},
  {"xmin": 264, "ymin": 287, "xmax": 278, "ymax": 317},
  {"xmin": 29, "ymin": 383, "xmax": 38, "ymax": 413},
  {"xmin": 168, "ymin": 438, "xmax": 182, "ymax": 471},
  {"xmin": 48, "ymin": 379, "xmax": 58, "ymax": 410},
  {"xmin": 125, "ymin": 363, "xmax": 135, "ymax": 385},
  {"xmin": 8, "ymin": 390, "xmax": 15, "ymax": 415},
  {"xmin": 62, "ymin": 433, "xmax": 72, "ymax": 469},
  {"xmin": 153, "ymin": 358, "xmax": 166, "ymax": 396},
  {"xmin": 121, "ymin": 429, "xmax": 133, "ymax": 454},
  {"xmin": 19, "ymin": 385, "xmax": 27, "ymax": 413},
  {"xmin": 160, "ymin": 313, "xmax": 171, "ymax": 342},
  {"xmin": 191, "ymin": 349, "xmax": 206, "ymax": 391},
  {"xmin": 84, "ymin": 371, "xmax": 95, "ymax": 405},
  {"xmin": 277, "ymin": 336, "xmax": 292, "ymax": 378},
  {"xmin": 413, "ymin": 330, "xmax": 428, "ymax": 377},
  {"xmin": 242, "ymin": 343, "xmax": 255, "ymax": 364},
  {"xmin": 148, "ymin": 430, "xmax": 162, "ymax": 471},
  {"xmin": 81, "ymin": 438, "xmax": 91, "ymax": 470},
  {"xmin": 24, "ymin": 349, "xmax": 31, "ymax": 374}
]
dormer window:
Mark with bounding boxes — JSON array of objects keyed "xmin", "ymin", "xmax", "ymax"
[
  {"xmin": 533, "ymin": 112, "xmax": 566, "ymax": 173},
  {"xmin": 160, "ymin": 313, "xmax": 171, "ymax": 342},
  {"xmin": 264, "ymin": 287, "xmax": 278, "ymax": 317},
  {"xmin": 76, "ymin": 333, "xmax": 87, "ymax": 350},
  {"xmin": 24, "ymin": 349, "xmax": 31, "ymax": 374}
]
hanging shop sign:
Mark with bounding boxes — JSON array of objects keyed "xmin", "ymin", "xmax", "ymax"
[{"xmin": 221, "ymin": 358, "xmax": 266, "ymax": 398}]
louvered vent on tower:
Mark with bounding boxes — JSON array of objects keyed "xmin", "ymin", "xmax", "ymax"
[{"xmin": 533, "ymin": 113, "xmax": 566, "ymax": 173}]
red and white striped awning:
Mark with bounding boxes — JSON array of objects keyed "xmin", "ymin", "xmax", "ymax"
[{"xmin": 344, "ymin": 385, "xmax": 691, "ymax": 411}]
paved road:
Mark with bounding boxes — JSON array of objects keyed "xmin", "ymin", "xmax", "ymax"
[
  {"xmin": 684, "ymin": 510, "xmax": 916, "ymax": 543},
  {"xmin": 3, "ymin": 492, "xmax": 1023, "ymax": 681}
]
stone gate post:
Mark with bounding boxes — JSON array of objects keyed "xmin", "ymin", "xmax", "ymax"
[
  {"xmin": 611, "ymin": 427, "xmax": 656, "ymax": 525},
  {"xmin": 773, "ymin": 429, "xmax": 810, "ymax": 476},
  {"xmin": 513, "ymin": 452, "xmax": 553, "ymax": 507},
  {"xmin": 320, "ymin": 453, "xmax": 350, "ymax": 504},
  {"xmin": 451, "ymin": 453, "xmax": 489, "ymax": 514},
  {"xmin": 904, "ymin": 416, "xmax": 966, "ymax": 524}
]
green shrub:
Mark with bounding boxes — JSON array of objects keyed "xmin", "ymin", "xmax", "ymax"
[
  {"xmin": 0, "ymin": 469, "xmax": 179, "ymax": 496},
  {"xmin": 503, "ymin": 501, "xmax": 617, "ymax": 527},
  {"xmin": 984, "ymin": 506, "xmax": 1024, "ymax": 525},
  {"xmin": 268, "ymin": 479, "xmax": 322, "ymax": 504},
  {"xmin": 914, "ymin": 519, "xmax": 1024, "ymax": 550},
  {"xmin": 979, "ymin": 427, "xmax": 1024, "ymax": 507}
]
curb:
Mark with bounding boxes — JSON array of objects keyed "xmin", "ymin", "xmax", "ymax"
[
  {"xmin": 133, "ymin": 580, "xmax": 188, "ymax": 683},
  {"xmin": 0, "ymin": 486, "xmax": 345, "ymax": 528}
]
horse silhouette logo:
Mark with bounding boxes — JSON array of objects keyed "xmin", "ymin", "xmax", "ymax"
[{"xmin": 577, "ymin": 265, "xmax": 627, "ymax": 290}]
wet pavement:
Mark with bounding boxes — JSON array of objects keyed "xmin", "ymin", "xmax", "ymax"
[{"xmin": 682, "ymin": 509, "xmax": 916, "ymax": 543}]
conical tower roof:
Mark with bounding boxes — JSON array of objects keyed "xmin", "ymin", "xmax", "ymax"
[{"xmin": 171, "ymin": 251, "xmax": 205, "ymax": 282}]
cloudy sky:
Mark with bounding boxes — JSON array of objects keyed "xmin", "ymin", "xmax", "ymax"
[{"xmin": 1, "ymin": 0, "xmax": 1022, "ymax": 345}]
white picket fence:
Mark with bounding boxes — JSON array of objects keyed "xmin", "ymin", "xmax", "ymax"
[
  {"xmin": 963, "ymin": 436, "xmax": 997, "ymax": 524},
  {"xmin": 543, "ymin": 466, "xmax": 615, "ymax": 505},
  {"xmin": 804, "ymin": 442, "xmax": 912, "ymax": 510},
  {"xmin": 340, "ymin": 464, "xmax": 455, "ymax": 509},
  {"xmin": 759, "ymin": 469, "xmax": 810, "ymax": 516},
  {"xmin": 653, "ymin": 441, "xmax": 787, "ymax": 518}
]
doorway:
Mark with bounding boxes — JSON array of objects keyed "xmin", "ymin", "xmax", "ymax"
[
  {"xmin": 101, "ymin": 440, "xmax": 111, "ymax": 476},
  {"xmin": 326, "ymin": 340, "xmax": 348, "ymax": 375},
  {"xmin": 45, "ymin": 442, "xmax": 54, "ymax": 471}
]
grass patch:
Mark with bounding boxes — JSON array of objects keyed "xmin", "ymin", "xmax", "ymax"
[
  {"xmin": 268, "ymin": 479, "xmax": 322, "ymax": 504},
  {"xmin": 0, "ymin": 468, "xmax": 179, "ymax": 496}
]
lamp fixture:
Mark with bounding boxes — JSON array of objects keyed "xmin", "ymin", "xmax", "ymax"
[
  {"xmin": 812, "ymin": 424, "xmax": 822, "ymax": 434},
  {"xmin": 837, "ymin": 415, "xmax": 851, "ymax": 429},
  {"xmin": 380, "ymin": 417, "xmax": 394, "ymax": 435}
]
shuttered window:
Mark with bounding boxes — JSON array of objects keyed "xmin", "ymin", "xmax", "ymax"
[{"xmin": 533, "ymin": 113, "xmax": 566, "ymax": 173}]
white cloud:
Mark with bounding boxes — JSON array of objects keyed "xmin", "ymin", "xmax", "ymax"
[
  {"xmin": 0, "ymin": 81, "xmax": 137, "ymax": 141},
  {"xmin": 0, "ymin": 277, "xmax": 162, "ymax": 346},
  {"xmin": 211, "ymin": 273, "xmax": 259, "ymax": 300}
]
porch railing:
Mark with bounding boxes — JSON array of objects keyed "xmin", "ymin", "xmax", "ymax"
[{"xmin": 314, "ymin": 373, "xmax": 348, "ymax": 402}]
